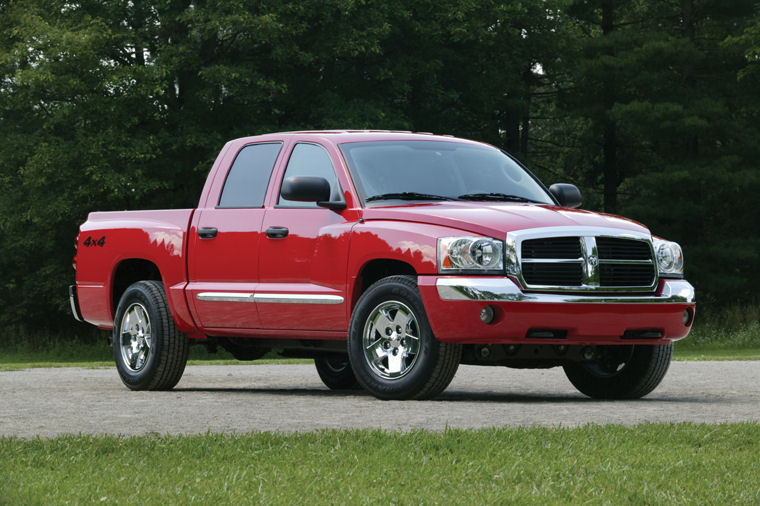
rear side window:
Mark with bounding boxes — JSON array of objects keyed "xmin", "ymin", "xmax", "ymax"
[
  {"xmin": 218, "ymin": 142, "xmax": 282, "ymax": 208},
  {"xmin": 278, "ymin": 143, "xmax": 340, "ymax": 208}
]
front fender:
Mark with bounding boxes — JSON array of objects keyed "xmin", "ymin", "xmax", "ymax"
[{"xmin": 346, "ymin": 219, "xmax": 483, "ymax": 310}]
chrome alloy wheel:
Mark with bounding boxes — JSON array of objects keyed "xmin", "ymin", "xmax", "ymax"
[
  {"xmin": 119, "ymin": 302, "xmax": 152, "ymax": 372},
  {"xmin": 363, "ymin": 300, "xmax": 421, "ymax": 379}
]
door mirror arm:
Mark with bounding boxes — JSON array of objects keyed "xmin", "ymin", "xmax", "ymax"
[{"xmin": 317, "ymin": 200, "xmax": 347, "ymax": 210}]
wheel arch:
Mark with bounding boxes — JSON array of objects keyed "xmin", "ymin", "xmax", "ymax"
[
  {"xmin": 347, "ymin": 220, "xmax": 449, "ymax": 313},
  {"xmin": 350, "ymin": 258, "xmax": 417, "ymax": 310},
  {"xmin": 111, "ymin": 258, "xmax": 162, "ymax": 315}
]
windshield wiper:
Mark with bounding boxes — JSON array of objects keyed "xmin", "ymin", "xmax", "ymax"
[
  {"xmin": 457, "ymin": 192, "xmax": 541, "ymax": 203},
  {"xmin": 366, "ymin": 192, "xmax": 452, "ymax": 202}
]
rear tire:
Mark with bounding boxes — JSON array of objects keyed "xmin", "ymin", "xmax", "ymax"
[
  {"xmin": 113, "ymin": 280, "xmax": 189, "ymax": 390},
  {"xmin": 563, "ymin": 344, "xmax": 673, "ymax": 399},
  {"xmin": 314, "ymin": 357, "xmax": 360, "ymax": 390},
  {"xmin": 348, "ymin": 275, "xmax": 461, "ymax": 400}
]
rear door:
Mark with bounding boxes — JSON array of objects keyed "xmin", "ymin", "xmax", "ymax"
[
  {"xmin": 186, "ymin": 142, "xmax": 283, "ymax": 329},
  {"xmin": 257, "ymin": 141, "xmax": 353, "ymax": 331}
]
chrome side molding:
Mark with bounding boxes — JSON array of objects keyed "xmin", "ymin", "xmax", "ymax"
[
  {"xmin": 254, "ymin": 293, "xmax": 344, "ymax": 304},
  {"xmin": 196, "ymin": 292, "xmax": 344, "ymax": 305},
  {"xmin": 197, "ymin": 292, "xmax": 256, "ymax": 302}
]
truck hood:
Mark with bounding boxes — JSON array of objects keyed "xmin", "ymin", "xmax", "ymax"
[{"xmin": 361, "ymin": 202, "xmax": 650, "ymax": 237}]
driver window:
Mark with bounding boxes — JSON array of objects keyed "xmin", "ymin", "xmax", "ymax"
[{"xmin": 278, "ymin": 143, "xmax": 340, "ymax": 207}]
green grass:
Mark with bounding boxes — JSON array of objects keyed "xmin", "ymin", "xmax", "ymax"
[
  {"xmin": 673, "ymin": 346, "xmax": 760, "ymax": 361},
  {"xmin": 673, "ymin": 306, "xmax": 760, "ymax": 360},
  {"xmin": 0, "ymin": 358, "xmax": 309, "ymax": 372},
  {"xmin": 0, "ymin": 338, "xmax": 311, "ymax": 370},
  {"xmin": 1, "ymin": 423, "xmax": 759, "ymax": 504}
]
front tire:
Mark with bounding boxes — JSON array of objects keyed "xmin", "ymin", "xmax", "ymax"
[
  {"xmin": 113, "ymin": 280, "xmax": 189, "ymax": 390},
  {"xmin": 348, "ymin": 276, "xmax": 461, "ymax": 400},
  {"xmin": 563, "ymin": 344, "xmax": 673, "ymax": 399}
]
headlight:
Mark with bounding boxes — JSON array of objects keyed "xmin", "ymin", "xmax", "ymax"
[
  {"xmin": 438, "ymin": 236, "xmax": 504, "ymax": 273},
  {"xmin": 652, "ymin": 238, "xmax": 684, "ymax": 276}
]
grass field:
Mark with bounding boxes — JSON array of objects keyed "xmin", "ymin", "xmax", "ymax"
[
  {"xmin": 0, "ymin": 339, "xmax": 309, "ymax": 371},
  {"xmin": 1, "ymin": 423, "xmax": 758, "ymax": 503},
  {"xmin": 672, "ymin": 310, "xmax": 760, "ymax": 360}
]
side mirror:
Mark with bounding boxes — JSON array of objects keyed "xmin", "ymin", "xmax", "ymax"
[
  {"xmin": 281, "ymin": 177, "xmax": 331, "ymax": 202},
  {"xmin": 280, "ymin": 176, "xmax": 346, "ymax": 209},
  {"xmin": 549, "ymin": 183, "xmax": 582, "ymax": 209}
]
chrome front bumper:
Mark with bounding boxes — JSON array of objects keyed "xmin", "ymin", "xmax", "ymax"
[{"xmin": 436, "ymin": 277, "xmax": 695, "ymax": 304}]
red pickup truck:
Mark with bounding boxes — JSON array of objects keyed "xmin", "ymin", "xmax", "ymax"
[{"xmin": 71, "ymin": 131, "xmax": 695, "ymax": 400}]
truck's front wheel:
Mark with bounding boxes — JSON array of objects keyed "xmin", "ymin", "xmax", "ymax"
[
  {"xmin": 348, "ymin": 276, "xmax": 461, "ymax": 400},
  {"xmin": 113, "ymin": 280, "xmax": 189, "ymax": 390},
  {"xmin": 563, "ymin": 344, "xmax": 672, "ymax": 399}
]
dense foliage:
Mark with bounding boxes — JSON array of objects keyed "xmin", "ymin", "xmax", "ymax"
[{"xmin": 0, "ymin": 0, "xmax": 758, "ymax": 333}]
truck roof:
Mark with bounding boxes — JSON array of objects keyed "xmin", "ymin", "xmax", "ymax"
[{"xmin": 228, "ymin": 130, "xmax": 489, "ymax": 147}]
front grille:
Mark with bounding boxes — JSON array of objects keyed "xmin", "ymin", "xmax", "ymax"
[
  {"xmin": 523, "ymin": 263, "xmax": 583, "ymax": 286},
  {"xmin": 522, "ymin": 237, "xmax": 581, "ymax": 259},
  {"xmin": 597, "ymin": 237, "xmax": 651, "ymax": 260},
  {"xmin": 516, "ymin": 234, "xmax": 656, "ymax": 291},
  {"xmin": 600, "ymin": 263, "xmax": 656, "ymax": 286}
]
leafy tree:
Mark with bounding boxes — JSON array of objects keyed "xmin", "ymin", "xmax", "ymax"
[
  {"xmin": 0, "ymin": 0, "xmax": 757, "ymax": 338},
  {"xmin": 531, "ymin": 0, "xmax": 760, "ymax": 303}
]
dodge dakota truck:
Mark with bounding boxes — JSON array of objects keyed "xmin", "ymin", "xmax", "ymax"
[{"xmin": 71, "ymin": 131, "xmax": 695, "ymax": 400}]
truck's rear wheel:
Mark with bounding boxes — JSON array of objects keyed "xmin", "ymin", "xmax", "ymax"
[
  {"xmin": 563, "ymin": 344, "xmax": 673, "ymax": 399},
  {"xmin": 314, "ymin": 357, "xmax": 360, "ymax": 390},
  {"xmin": 113, "ymin": 280, "xmax": 189, "ymax": 390},
  {"xmin": 348, "ymin": 276, "xmax": 461, "ymax": 400}
]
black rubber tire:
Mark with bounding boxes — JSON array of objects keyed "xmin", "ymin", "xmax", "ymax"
[
  {"xmin": 314, "ymin": 357, "xmax": 360, "ymax": 390},
  {"xmin": 348, "ymin": 275, "xmax": 461, "ymax": 400},
  {"xmin": 563, "ymin": 344, "xmax": 673, "ymax": 399},
  {"xmin": 112, "ymin": 280, "xmax": 189, "ymax": 391}
]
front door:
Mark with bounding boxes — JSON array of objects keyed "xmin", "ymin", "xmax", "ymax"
[{"xmin": 257, "ymin": 142, "xmax": 352, "ymax": 331}]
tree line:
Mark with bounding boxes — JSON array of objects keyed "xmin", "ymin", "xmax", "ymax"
[{"xmin": 1, "ymin": 0, "xmax": 758, "ymax": 333}]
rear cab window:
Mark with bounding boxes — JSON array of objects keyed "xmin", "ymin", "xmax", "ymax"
[{"xmin": 218, "ymin": 142, "xmax": 283, "ymax": 208}]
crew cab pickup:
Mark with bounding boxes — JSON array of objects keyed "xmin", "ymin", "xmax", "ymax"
[{"xmin": 71, "ymin": 131, "xmax": 695, "ymax": 400}]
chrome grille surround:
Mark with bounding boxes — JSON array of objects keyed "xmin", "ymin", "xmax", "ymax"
[{"xmin": 505, "ymin": 226, "xmax": 658, "ymax": 293}]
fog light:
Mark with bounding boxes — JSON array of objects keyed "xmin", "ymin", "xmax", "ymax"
[
  {"xmin": 480, "ymin": 305, "xmax": 495, "ymax": 324},
  {"xmin": 683, "ymin": 308, "xmax": 694, "ymax": 326}
]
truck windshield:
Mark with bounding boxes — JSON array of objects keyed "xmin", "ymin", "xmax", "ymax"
[{"xmin": 339, "ymin": 140, "xmax": 554, "ymax": 205}]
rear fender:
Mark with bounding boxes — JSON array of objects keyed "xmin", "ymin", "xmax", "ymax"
[{"xmin": 75, "ymin": 210, "xmax": 197, "ymax": 333}]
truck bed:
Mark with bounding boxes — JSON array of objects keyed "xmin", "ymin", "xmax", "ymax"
[{"xmin": 74, "ymin": 209, "xmax": 196, "ymax": 330}]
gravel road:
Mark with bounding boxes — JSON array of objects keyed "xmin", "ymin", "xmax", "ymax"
[{"xmin": 1, "ymin": 361, "xmax": 758, "ymax": 438}]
